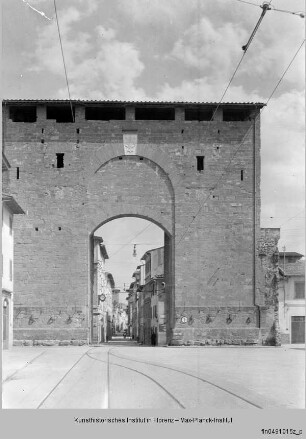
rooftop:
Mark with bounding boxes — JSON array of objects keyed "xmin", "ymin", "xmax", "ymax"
[
  {"xmin": 2, "ymin": 99, "xmax": 265, "ymax": 108},
  {"xmin": 2, "ymin": 194, "xmax": 25, "ymax": 215},
  {"xmin": 280, "ymin": 260, "xmax": 305, "ymax": 277},
  {"xmin": 279, "ymin": 252, "xmax": 304, "ymax": 258}
]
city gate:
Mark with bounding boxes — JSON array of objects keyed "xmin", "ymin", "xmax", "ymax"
[{"xmin": 2, "ymin": 100, "xmax": 278, "ymax": 345}]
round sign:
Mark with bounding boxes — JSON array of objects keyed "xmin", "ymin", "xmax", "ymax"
[
  {"xmin": 181, "ymin": 316, "xmax": 188, "ymax": 324},
  {"xmin": 99, "ymin": 294, "xmax": 106, "ymax": 302}
]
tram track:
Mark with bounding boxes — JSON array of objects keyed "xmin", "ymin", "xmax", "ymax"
[
  {"xmin": 2, "ymin": 350, "xmax": 47, "ymax": 384},
  {"xmin": 37, "ymin": 347, "xmax": 95, "ymax": 409},
  {"xmin": 107, "ymin": 348, "xmax": 263, "ymax": 409},
  {"xmin": 4, "ymin": 345, "xmax": 264, "ymax": 409},
  {"xmin": 86, "ymin": 349, "xmax": 186, "ymax": 409}
]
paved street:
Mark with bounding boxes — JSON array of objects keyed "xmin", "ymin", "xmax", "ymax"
[{"xmin": 2, "ymin": 342, "xmax": 305, "ymax": 409}]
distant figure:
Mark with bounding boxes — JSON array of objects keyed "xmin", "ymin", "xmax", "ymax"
[
  {"xmin": 151, "ymin": 331, "xmax": 157, "ymax": 346},
  {"xmin": 123, "ymin": 330, "xmax": 127, "ymax": 339}
]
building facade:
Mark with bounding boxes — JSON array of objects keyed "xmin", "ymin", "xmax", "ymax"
[
  {"xmin": 140, "ymin": 247, "xmax": 166, "ymax": 346},
  {"xmin": 92, "ymin": 236, "xmax": 113, "ymax": 343},
  {"xmin": 2, "ymin": 99, "xmax": 279, "ymax": 345},
  {"xmin": 2, "ymin": 153, "xmax": 25, "ymax": 349},
  {"xmin": 279, "ymin": 257, "xmax": 305, "ymax": 344}
]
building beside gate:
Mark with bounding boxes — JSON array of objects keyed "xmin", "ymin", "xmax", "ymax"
[
  {"xmin": 2, "ymin": 99, "xmax": 281, "ymax": 346},
  {"xmin": 2, "ymin": 152, "xmax": 25, "ymax": 349},
  {"xmin": 92, "ymin": 236, "xmax": 113, "ymax": 343},
  {"xmin": 278, "ymin": 256, "xmax": 305, "ymax": 344},
  {"xmin": 140, "ymin": 247, "xmax": 166, "ymax": 346}
]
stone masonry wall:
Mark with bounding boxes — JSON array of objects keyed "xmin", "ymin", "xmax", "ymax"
[
  {"xmin": 256, "ymin": 228, "xmax": 281, "ymax": 346},
  {"xmin": 2, "ymin": 102, "xmax": 267, "ymax": 345}
]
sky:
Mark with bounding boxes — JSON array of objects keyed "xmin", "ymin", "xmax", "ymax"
[{"xmin": 2, "ymin": 0, "xmax": 305, "ymax": 291}]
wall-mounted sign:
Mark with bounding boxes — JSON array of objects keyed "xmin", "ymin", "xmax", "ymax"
[
  {"xmin": 123, "ymin": 132, "xmax": 137, "ymax": 155},
  {"xmin": 181, "ymin": 316, "xmax": 188, "ymax": 324},
  {"xmin": 99, "ymin": 294, "xmax": 106, "ymax": 302}
]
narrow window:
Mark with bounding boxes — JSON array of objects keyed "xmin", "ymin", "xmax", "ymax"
[
  {"xmin": 196, "ymin": 156, "xmax": 204, "ymax": 172},
  {"xmin": 241, "ymin": 170, "xmax": 244, "ymax": 181},
  {"xmin": 17, "ymin": 167, "xmax": 20, "ymax": 180},
  {"xmin": 56, "ymin": 153, "xmax": 64, "ymax": 168},
  {"xmin": 9, "ymin": 215, "xmax": 13, "ymax": 235},
  {"xmin": 9, "ymin": 259, "xmax": 13, "ymax": 281},
  {"xmin": 294, "ymin": 282, "xmax": 305, "ymax": 299}
]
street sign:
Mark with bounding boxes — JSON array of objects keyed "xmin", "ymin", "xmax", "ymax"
[{"xmin": 181, "ymin": 316, "xmax": 188, "ymax": 324}]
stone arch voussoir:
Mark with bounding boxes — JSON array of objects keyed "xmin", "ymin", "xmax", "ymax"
[
  {"xmin": 87, "ymin": 203, "xmax": 172, "ymax": 237},
  {"xmin": 90, "ymin": 143, "xmax": 184, "ymax": 198}
]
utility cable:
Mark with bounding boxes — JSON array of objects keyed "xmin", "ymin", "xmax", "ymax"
[
  {"xmin": 108, "ymin": 223, "xmax": 153, "ymax": 258},
  {"xmin": 177, "ymin": 39, "xmax": 305, "ymax": 245},
  {"xmin": 210, "ymin": 51, "xmax": 247, "ymax": 121},
  {"xmin": 232, "ymin": 0, "xmax": 305, "ymax": 17},
  {"xmin": 265, "ymin": 39, "xmax": 305, "ymax": 106},
  {"xmin": 53, "ymin": 0, "xmax": 75, "ymax": 123},
  {"xmin": 210, "ymin": 1, "xmax": 272, "ymax": 121}
]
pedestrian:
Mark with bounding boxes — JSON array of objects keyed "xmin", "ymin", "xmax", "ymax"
[{"xmin": 152, "ymin": 331, "xmax": 156, "ymax": 346}]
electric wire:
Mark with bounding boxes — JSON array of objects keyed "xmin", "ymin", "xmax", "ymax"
[
  {"xmin": 232, "ymin": 0, "xmax": 305, "ymax": 17},
  {"xmin": 53, "ymin": 0, "xmax": 75, "ymax": 123},
  {"xmin": 234, "ymin": 0, "xmax": 261, "ymax": 7},
  {"xmin": 210, "ymin": 0, "xmax": 273, "ymax": 121},
  {"xmin": 270, "ymin": 6, "xmax": 304, "ymax": 18},
  {"xmin": 279, "ymin": 209, "xmax": 305, "ymax": 227},
  {"xmin": 210, "ymin": 51, "xmax": 247, "ymax": 121},
  {"xmin": 265, "ymin": 39, "xmax": 305, "ymax": 106},
  {"xmin": 177, "ymin": 39, "xmax": 305, "ymax": 245},
  {"xmin": 108, "ymin": 222, "xmax": 153, "ymax": 258}
]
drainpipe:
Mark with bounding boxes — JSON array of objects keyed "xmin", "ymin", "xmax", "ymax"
[
  {"xmin": 283, "ymin": 246, "xmax": 286, "ymax": 316},
  {"xmin": 253, "ymin": 115, "xmax": 260, "ymax": 327}
]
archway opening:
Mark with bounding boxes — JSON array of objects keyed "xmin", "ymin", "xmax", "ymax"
[{"xmin": 89, "ymin": 216, "xmax": 173, "ymax": 346}]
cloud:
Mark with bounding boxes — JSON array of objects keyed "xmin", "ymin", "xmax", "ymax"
[
  {"xmin": 154, "ymin": 77, "xmax": 263, "ymax": 103},
  {"xmin": 27, "ymin": 5, "xmax": 146, "ymax": 100},
  {"xmin": 57, "ymin": 26, "xmax": 146, "ymax": 100},
  {"xmin": 169, "ymin": 17, "xmax": 247, "ymax": 77},
  {"xmin": 115, "ymin": 0, "xmax": 200, "ymax": 25}
]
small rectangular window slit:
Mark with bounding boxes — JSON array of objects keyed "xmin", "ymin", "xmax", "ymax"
[
  {"xmin": 196, "ymin": 156, "xmax": 204, "ymax": 172},
  {"xmin": 56, "ymin": 153, "xmax": 64, "ymax": 168},
  {"xmin": 241, "ymin": 170, "xmax": 244, "ymax": 181},
  {"xmin": 17, "ymin": 167, "xmax": 20, "ymax": 180}
]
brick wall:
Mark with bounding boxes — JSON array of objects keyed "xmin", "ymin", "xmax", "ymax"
[{"xmin": 2, "ymin": 101, "xmax": 275, "ymax": 345}]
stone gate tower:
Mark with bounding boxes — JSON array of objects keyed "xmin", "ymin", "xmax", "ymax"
[{"xmin": 2, "ymin": 99, "xmax": 278, "ymax": 345}]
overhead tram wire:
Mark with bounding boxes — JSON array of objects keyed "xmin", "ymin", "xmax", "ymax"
[
  {"xmin": 108, "ymin": 222, "xmax": 154, "ymax": 258},
  {"xmin": 265, "ymin": 39, "xmax": 305, "ymax": 106},
  {"xmin": 53, "ymin": 0, "xmax": 75, "ymax": 123},
  {"xmin": 210, "ymin": 1, "xmax": 272, "ymax": 122},
  {"xmin": 177, "ymin": 39, "xmax": 305, "ymax": 246},
  {"xmin": 233, "ymin": 0, "xmax": 305, "ymax": 17}
]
